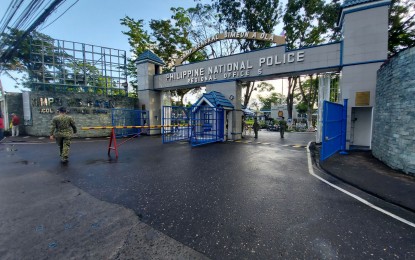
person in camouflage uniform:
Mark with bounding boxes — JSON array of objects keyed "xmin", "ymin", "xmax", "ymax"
[
  {"xmin": 50, "ymin": 107, "xmax": 77, "ymax": 163},
  {"xmin": 279, "ymin": 117, "xmax": 288, "ymax": 138},
  {"xmin": 253, "ymin": 117, "xmax": 260, "ymax": 139}
]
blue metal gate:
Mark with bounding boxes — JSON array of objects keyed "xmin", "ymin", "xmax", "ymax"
[
  {"xmin": 321, "ymin": 100, "xmax": 347, "ymax": 161},
  {"xmin": 162, "ymin": 105, "xmax": 225, "ymax": 146},
  {"xmin": 112, "ymin": 109, "xmax": 148, "ymax": 137},
  {"xmin": 162, "ymin": 106, "xmax": 191, "ymax": 143},
  {"xmin": 189, "ymin": 106, "xmax": 224, "ymax": 147}
]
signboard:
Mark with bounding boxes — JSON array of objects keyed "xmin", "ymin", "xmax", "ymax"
[
  {"xmin": 355, "ymin": 91, "xmax": 370, "ymax": 106},
  {"xmin": 176, "ymin": 32, "xmax": 286, "ymax": 65},
  {"xmin": 155, "ymin": 43, "xmax": 341, "ymax": 90}
]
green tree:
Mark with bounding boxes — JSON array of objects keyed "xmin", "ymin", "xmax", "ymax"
[
  {"xmin": 388, "ymin": 0, "xmax": 415, "ymax": 56},
  {"xmin": 121, "ymin": 8, "xmax": 208, "ymax": 105},
  {"xmin": 0, "ymin": 29, "xmax": 63, "ymax": 89},
  {"xmin": 282, "ymin": 0, "xmax": 340, "ymax": 119},
  {"xmin": 214, "ymin": 0, "xmax": 283, "ymax": 108},
  {"xmin": 297, "ymin": 76, "xmax": 318, "ymax": 127},
  {"xmin": 187, "ymin": 3, "xmax": 239, "ymax": 58},
  {"xmin": 120, "ymin": 16, "xmax": 153, "ymax": 95},
  {"xmin": 259, "ymin": 92, "xmax": 285, "ymax": 110},
  {"xmin": 295, "ymin": 102, "xmax": 308, "ymax": 114},
  {"xmin": 151, "ymin": 7, "xmax": 207, "ymax": 105}
]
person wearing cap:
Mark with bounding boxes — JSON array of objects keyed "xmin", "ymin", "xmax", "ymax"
[
  {"xmin": 11, "ymin": 113, "xmax": 20, "ymax": 137},
  {"xmin": 50, "ymin": 107, "xmax": 77, "ymax": 163}
]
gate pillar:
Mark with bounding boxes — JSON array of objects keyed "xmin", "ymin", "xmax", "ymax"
[
  {"xmin": 339, "ymin": 0, "xmax": 390, "ymax": 149},
  {"xmin": 206, "ymin": 81, "xmax": 242, "ymax": 140},
  {"xmin": 136, "ymin": 51, "xmax": 165, "ymax": 135}
]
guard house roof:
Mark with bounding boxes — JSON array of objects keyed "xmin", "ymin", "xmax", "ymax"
[
  {"xmin": 135, "ymin": 50, "xmax": 165, "ymax": 66},
  {"xmin": 194, "ymin": 91, "xmax": 234, "ymax": 110}
]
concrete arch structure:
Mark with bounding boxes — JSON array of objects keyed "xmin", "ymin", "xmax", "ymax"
[{"xmin": 136, "ymin": 0, "xmax": 390, "ymax": 148}]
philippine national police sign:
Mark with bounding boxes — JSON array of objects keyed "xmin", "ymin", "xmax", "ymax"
[{"xmin": 155, "ymin": 42, "xmax": 341, "ymax": 90}]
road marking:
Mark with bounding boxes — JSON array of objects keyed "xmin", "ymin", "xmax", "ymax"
[{"xmin": 306, "ymin": 142, "xmax": 415, "ymax": 228}]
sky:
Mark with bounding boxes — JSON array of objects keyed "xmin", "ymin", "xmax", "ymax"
[
  {"xmin": 0, "ymin": 0, "xmax": 204, "ymax": 92},
  {"xmin": 0, "ymin": 0, "xmax": 288, "ymax": 103}
]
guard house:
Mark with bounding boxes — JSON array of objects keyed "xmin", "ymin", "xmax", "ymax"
[{"xmin": 190, "ymin": 91, "xmax": 234, "ymax": 146}]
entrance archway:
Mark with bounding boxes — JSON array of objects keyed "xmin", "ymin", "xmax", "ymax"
[{"xmin": 136, "ymin": 0, "xmax": 390, "ymax": 152}]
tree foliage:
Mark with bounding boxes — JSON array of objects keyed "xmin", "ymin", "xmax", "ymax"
[
  {"xmin": 0, "ymin": 29, "xmax": 60, "ymax": 87},
  {"xmin": 121, "ymin": 8, "xmax": 209, "ymax": 105},
  {"xmin": 298, "ymin": 76, "xmax": 318, "ymax": 127},
  {"xmin": 259, "ymin": 92, "xmax": 285, "ymax": 110},
  {"xmin": 388, "ymin": 0, "xmax": 415, "ymax": 56},
  {"xmin": 214, "ymin": 0, "xmax": 283, "ymax": 108},
  {"xmin": 282, "ymin": 0, "xmax": 340, "ymax": 119}
]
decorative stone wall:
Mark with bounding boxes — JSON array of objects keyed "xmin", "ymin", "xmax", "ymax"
[
  {"xmin": 372, "ymin": 47, "xmax": 415, "ymax": 175},
  {"xmin": 25, "ymin": 91, "xmax": 138, "ymax": 137}
]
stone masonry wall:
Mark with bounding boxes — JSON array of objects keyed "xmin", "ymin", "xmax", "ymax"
[
  {"xmin": 372, "ymin": 47, "xmax": 415, "ymax": 175},
  {"xmin": 25, "ymin": 91, "xmax": 138, "ymax": 137}
]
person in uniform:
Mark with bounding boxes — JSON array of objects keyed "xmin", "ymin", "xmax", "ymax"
[
  {"xmin": 50, "ymin": 107, "xmax": 77, "ymax": 163},
  {"xmin": 253, "ymin": 117, "xmax": 260, "ymax": 139},
  {"xmin": 279, "ymin": 117, "xmax": 288, "ymax": 138}
]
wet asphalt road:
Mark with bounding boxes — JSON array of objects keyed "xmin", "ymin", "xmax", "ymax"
[{"xmin": 1, "ymin": 131, "xmax": 414, "ymax": 259}]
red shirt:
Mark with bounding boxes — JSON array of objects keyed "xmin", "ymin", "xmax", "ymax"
[
  {"xmin": 0, "ymin": 118, "xmax": 4, "ymax": 129},
  {"xmin": 12, "ymin": 115, "xmax": 20, "ymax": 126}
]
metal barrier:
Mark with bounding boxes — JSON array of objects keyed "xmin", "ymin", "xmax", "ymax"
[{"xmin": 81, "ymin": 125, "xmax": 161, "ymax": 158}]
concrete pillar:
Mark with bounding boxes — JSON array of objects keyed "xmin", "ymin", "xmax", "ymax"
[
  {"xmin": 339, "ymin": 0, "xmax": 390, "ymax": 148},
  {"xmin": 136, "ymin": 62, "xmax": 161, "ymax": 135},
  {"xmin": 206, "ymin": 81, "xmax": 242, "ymax": 140}
]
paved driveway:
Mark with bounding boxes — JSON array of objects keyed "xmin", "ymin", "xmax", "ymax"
[{"xmin": 1, "ymin": 131, "xmax": 414, "ymax": 259}]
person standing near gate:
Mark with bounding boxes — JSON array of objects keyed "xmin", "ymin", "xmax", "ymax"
[
  {"xmin": 11, "ymin": 113, "xmax": 20, "ymax": 137},
  {"xmin": 279, "ymin": 117, "xmax": 287, "ymax": 138},
  {"xmin": 0, "ymin": 113, "xmax": 4, "ymax": 141},
  {"xmin": 50, "ymin": 107, "xmax": 77, "ymax": 163},
  {"xmin": 253, "ymin": 117, "xmax": 260, "ymax": 139}
]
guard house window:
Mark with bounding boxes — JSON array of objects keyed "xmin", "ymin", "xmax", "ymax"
[{"xmin": 204, "ymin": 112, "xmax": 212, "ymax": 123}]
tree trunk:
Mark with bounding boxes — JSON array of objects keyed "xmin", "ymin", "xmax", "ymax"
[
  {"xmin": 286, "ymin": 76, "xmax": 298, "ymax": 120},
  {"xmin": 242, "ymin": 81, "xmax": 255, "ymax": 108}
]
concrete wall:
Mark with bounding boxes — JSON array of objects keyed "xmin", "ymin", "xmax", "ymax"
[
  {"xmin": 24, "ymin": 91, "xmax": 138, "ymax": 137},
  {"xmin": 372, "ymin": 47, "xmax": 415, "ymax": 175}
]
